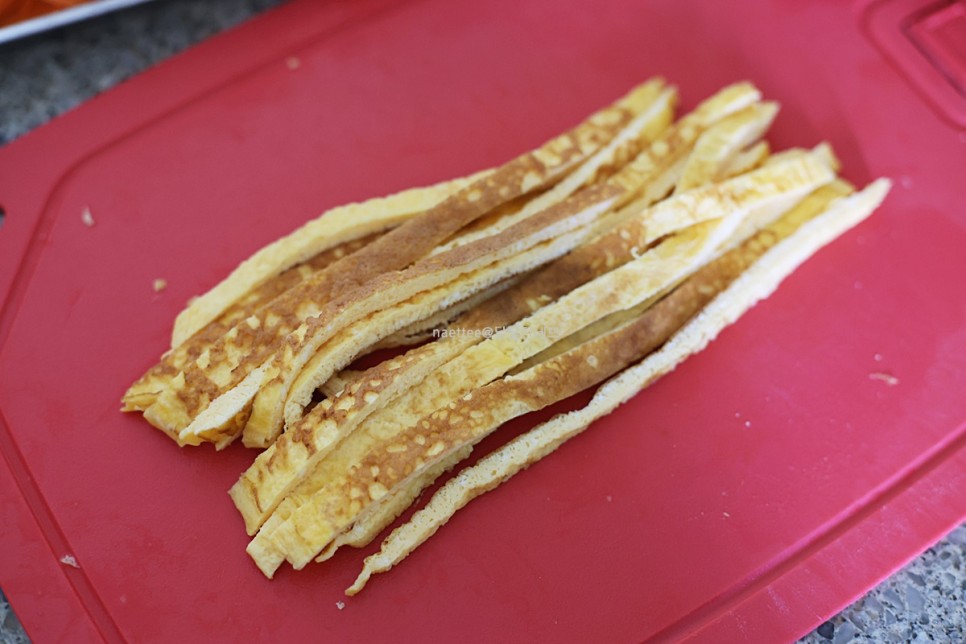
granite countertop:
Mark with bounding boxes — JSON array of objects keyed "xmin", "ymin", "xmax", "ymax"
[{"xmin": 0, "ymin": 1, "xmax": 963, "ymax": 642}]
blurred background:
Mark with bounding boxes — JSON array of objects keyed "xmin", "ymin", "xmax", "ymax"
[
  {"xmin": 0, "ymin": 0, "xmax": 283, "ymax": 145},
  {"xmin": 0, "ymin": 1, "xmax": 963, "ymax": 642}
]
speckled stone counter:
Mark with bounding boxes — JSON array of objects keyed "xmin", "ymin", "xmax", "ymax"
[{"xmin": 0, "ymin": 1, "xmax": 963, "ymax": 642}]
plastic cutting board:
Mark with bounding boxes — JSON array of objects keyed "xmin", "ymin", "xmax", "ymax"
[{"xmin": 1, "ymin": 0, "xmax": 964, "ymax": 641}]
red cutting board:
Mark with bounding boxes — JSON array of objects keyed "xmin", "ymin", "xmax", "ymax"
[{"xmin": 1, "ymin": 0, "xmax": 964, "ymax": 641}]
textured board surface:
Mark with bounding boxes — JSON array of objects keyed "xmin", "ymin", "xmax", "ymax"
[{"xmin": 0, "ymin": 0, "xmax": 964, "ymax": 642}]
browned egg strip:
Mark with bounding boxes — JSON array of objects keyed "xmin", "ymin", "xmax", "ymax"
[{"xmin": 122, "ymin": 233, "xmax": 379, "ymax": 417}]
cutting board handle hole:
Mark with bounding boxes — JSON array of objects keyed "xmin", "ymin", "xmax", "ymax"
[{"xmin": 0, "ymin": 205, "xmax": 5, "ymax": 230}]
